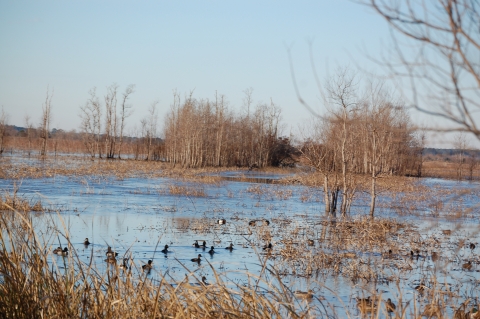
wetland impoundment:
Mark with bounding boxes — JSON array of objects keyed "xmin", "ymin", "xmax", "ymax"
[{"xmin": 1, "ymin": 155, "xmax": 480, "ymax": 318}]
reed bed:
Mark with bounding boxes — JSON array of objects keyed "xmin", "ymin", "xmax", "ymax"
[{"xmin": 0, "ymin": 212, "xmax": 322, "ymax": 319}]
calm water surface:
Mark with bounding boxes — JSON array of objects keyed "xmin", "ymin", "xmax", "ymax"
[{"xmin": 1, "ymin": 162, "xmax": 479, "ymax": 318}]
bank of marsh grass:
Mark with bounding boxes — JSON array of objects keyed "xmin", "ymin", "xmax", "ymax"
[{"xmin": 0, "ymin": 211, "xmax": 320, "ymax": 318}]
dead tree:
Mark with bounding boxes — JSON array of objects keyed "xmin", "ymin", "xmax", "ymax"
[{"xmin": 40, "ymin": 88, "xmax": 53, "ymax": 157}]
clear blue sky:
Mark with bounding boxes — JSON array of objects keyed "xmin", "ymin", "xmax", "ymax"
[{"xmin": 0, "ymin": 1, "xmax": 472, "ymax": 148}]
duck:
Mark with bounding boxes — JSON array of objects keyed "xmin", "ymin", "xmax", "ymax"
[
  {"xmin": 142, "ymin": 260, "xmax": 153, "ymax": 270},
  {"xmin": 294, "ymin": 289, "xmax": 314, "ymax": 299},
  {"xmin": 119, "ymin": 258, "xmax": 129, "ymax": 270},
  {"xmin": 161, "ymin": 245, "xmax": 169, "ymax": 254},
  {"xmin": 217, "ymin": 219, "xmax": 226, "ymax": 225},
  {"xmin": 193, "ymin": 240, "xmax": 200, "ymax": 248},
  {"xmin": 462, "ymin": 260, "xmax": 473, "ymax": 270},
  {"xmin": 191, "ymin": 254, "xmax": 202, "ymax": 263},
  {"xmin": 386, "ymin": 298, "xmax": 396, "ymax": 313},
  {"xmin": 84, "ymin": 238, "xmax": 90, "ymax": 246},
  {"xmin": 106, "ymin": 246, "xmax": 118, "ymax": 258},
  {"xmin": 356, "ymin": 297, "xmax": 376, "ymax": 313},
  {"xmin": 263, "ymin": 243, "xmax": 273, "ymax": 251},
  {"xmin": 415, "ymin": 284, "xmax": 427, "ymax": 294},
  {"xmin": 201, "ymin": 276, "xmax": 210, "ymax": 286},
  {"xmin": 442, "ymin": 229, "xmax": 452, "ymax": 235},
  {"xmin": 225, "ymin": 243, "xmax": 234, "ymax": 251},
  {"xmin": 52, "ymin": 246, "xmax": 62, "ymax": 254},
  {"xmin": 208, "ymin": 246, "xmax": 215, "ymax": 255},
  {"xmin": 201, "ymin": 241, "xmax": 207, "ymax": 249},
  {"xmin": 471, "ymin": 308, "xmax": 480, "ymax": 319},
  {"xmin": 56, "ymin": 247, "xmax": 68, "ymax": 256},
  {"xmin": 470, "ymin": 243, "xmax": 476, "ymax": 250},
  {"xmin": 105, "ymin": 257, "xmax": 117, "ymax": 264}
]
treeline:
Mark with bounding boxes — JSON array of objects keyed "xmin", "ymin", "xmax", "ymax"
[{"xmin": 163, "ymin": 91, "xmax": 297, "ymax": 168}]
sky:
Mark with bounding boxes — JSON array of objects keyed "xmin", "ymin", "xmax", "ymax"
[{"xmin": 0, "ymin": 1, "xmax": 478, "ymax": 148}]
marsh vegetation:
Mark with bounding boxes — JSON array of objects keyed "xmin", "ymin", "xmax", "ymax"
[{"xmin": 0, "ymin": 154, "xmax": 479, "ymax": 318}]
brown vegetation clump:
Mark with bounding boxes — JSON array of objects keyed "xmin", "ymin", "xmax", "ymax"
[
  {"xmin": 167, "ymin": 185, "xmax": 207, "ymax": 197},
  {"xmin": 0, "ymin": 190, "xmax": 44, "ymax": 213}
]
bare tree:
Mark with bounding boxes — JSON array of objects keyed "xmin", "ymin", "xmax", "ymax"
[
  {"xmin": 104, "ymin": 83, "xmax": 119, "ymax": 158},
  {"xmin": 466, "ymin": 149, "xmax": 479, "ymax": 180},
  {"xmin": 40, "ymin": 88, "xmax": 53, "ymax": 157},
  {"xmin": 117, "ymin": 84, "xmax": 135, "ymax": 159},
  {"xmin": 326, "ymin": 69, "xmax": 360, "ymax": 217},
  {"xmin": 0, "ymin": 107, "xmax": 8, "ymax": 154},
  {"xmin": 24, "ymin": 114, "xmax": 33, "ymax": 156},
  {"xmin": 144, "ymin": 101, "xmax": 159, "ymax": 161},
  {"xmin": 454, "ymin": 132, "xmax": 469, "ymax": 180},
  {"xmin": 80, "ymin": 88, "xmax": 102, "ymax": 158},
  {"xmin": 365, "ymin": 0, "xmax": 480, "ymax": 140},
  {"xmin": 299, "ymin": 118, "xmax": 340, "ymax": 218}
]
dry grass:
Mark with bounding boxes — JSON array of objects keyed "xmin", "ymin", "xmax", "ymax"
[
  {"xmin": 0, "ymin": 185, "xmax": 45, "ymax": 213},
  {"xmin": 0, "ymin": 210, "xmax": 321, "ymax": 319}
]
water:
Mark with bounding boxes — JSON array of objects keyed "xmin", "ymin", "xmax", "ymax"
[{"xmin": 1, "ymin": 157, "xmax": 479, "ymax": 318}]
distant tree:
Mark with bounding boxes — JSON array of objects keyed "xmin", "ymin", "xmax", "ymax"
[
  {"xmin": 0, "ymin": 107, "xmax": 8, "ymax": 154},
  {"xmin": 40, "ymin": 88, "xmax": 53, "ymax": 157},
  {"xmin": 466, "ymin": 150, "xmax": 479, "ymax": 181},
  {"xmin": 454, "ymin": 132, "xmax": 468, "ymax": 180},
  {"xmin": 104, "ymin": 83, "xmax": 119, "ymax": 158},
  {"xmin": 24, "ymin": 114, "xmax": 34, "ymax": 156},
  {"xmin": 117, "ymin": 84, "xmax": 135, "ymax": 159},
  {"xmin": 80, "ymin": 88, "xmax": 102, "ymax": 158}
]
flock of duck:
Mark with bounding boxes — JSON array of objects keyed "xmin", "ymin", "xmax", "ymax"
[{"xmin": 51, "ymin": 218, "xmax": 274, "ymax": 271}]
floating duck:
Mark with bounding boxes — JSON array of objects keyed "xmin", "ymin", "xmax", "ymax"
[
  {"xmin": 142, "ymin": 260, "xmax": 153, "ymax": 270},
  {"xmin": 208, "ymin": 246, "xmax": 215, "ymax": 255},
  {"xmin": 106, "ymin": 246, "xmax": 118, "ymax": 258},
  {"xmin": 217, "ymin": 219, "xmax": 226, "ymax": 225},
  {"xmin": 84, "ymin": 238, "xmax": 90, "ymax": 246},
  {"xmin": 356, "ymin": 297, "xmax": 376, "ymax": 313},
  {"xmin": 225, "ymin": 243, "xmax": 234, "ymax": 251},
  {"xmin": 52, "ymin": 247, "xmax": 62, "ymax": 254},
  {"xmin": 191, "ymin": 254, "xmax": 202, "ymax": 263},
  {"xmin": 386, "ymin": 298, "xmax": 396, "ymax": 313},
  {"xmin": 56, "ymin": 247, "xmax": 68, "ymax": 256},
  {"xmin": 119, "ymin": 258, "xmax": 129, "ymax": 270},
  {"xmin": 415, "ymin": 284, "xmax": 427, "ymax": 294},
  {"xmin": 201, "ymin": 241, "xmax": 207, "ymax": 249},
  {"xmin": 201, "ymin": 276, "xmax": 210, "ymax": 286},
  {"xmin": 161, "ymin": 245, "xmax": 169, "ymax": 254},
  {"xmin": 462, "ymin": 260, "xmax": 473, "ymax": 270},
  {"xmin": 193, "ymin": 240, "xmax": 200, "ymax": 248},
  {"xmin": 294, "ymin": 289, "xmax": 314, "ymax": 299},
  {"xmin": 263, "ymin": 243, "xmax": 273, "ymax": 251}
]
